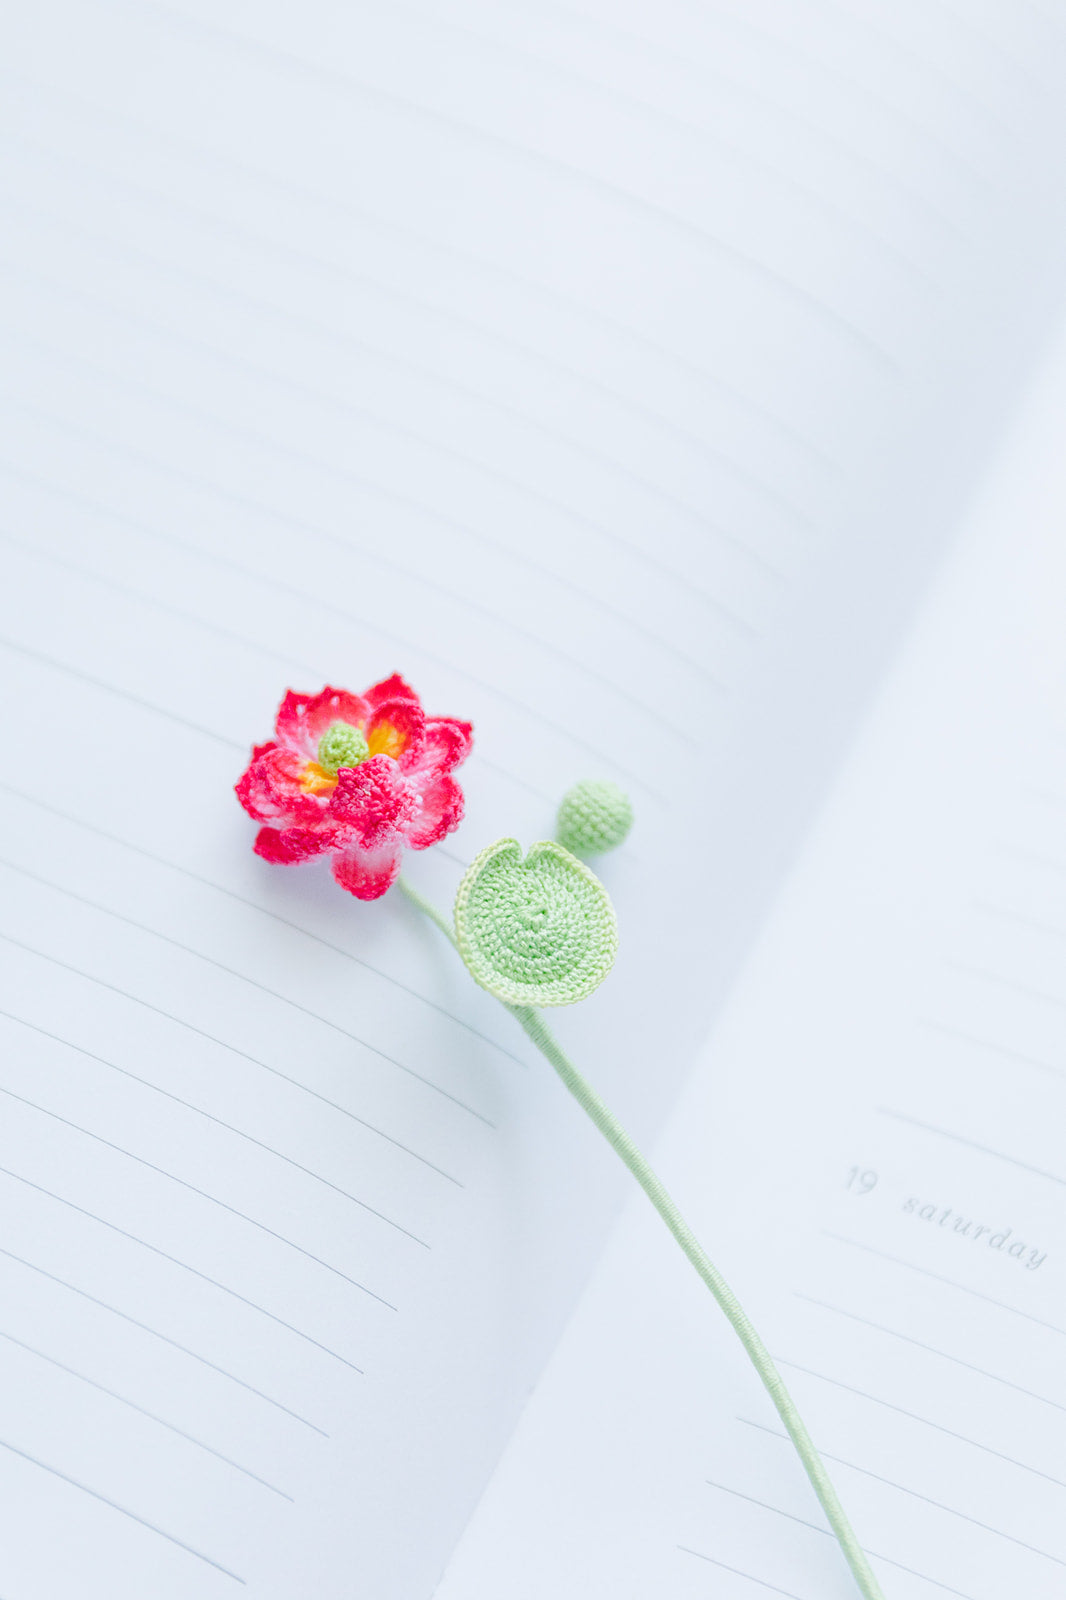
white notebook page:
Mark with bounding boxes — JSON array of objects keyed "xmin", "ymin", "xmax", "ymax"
[
  {"xmin": 436, "ymin": 317, "xmax": 1066, "ymax": 1598},
  {"xmin": 0, "ymin": 2, "xmax": 1065, "ymax": 1596}
]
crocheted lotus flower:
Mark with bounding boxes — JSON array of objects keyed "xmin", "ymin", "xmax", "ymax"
[
  {"xmin": 235, "ymin": 678, "xmax": 472, "ymax": 900},
  {"xmin": 454, "ymin": 839, "xmax": 617, "ymax": 1006}
]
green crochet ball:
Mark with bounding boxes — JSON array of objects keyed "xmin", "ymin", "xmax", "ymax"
[
  {"xmin": 317, "ymin": 719, "xmax": 369, "ymax": 773},
  {"xmin": 555, "ymin": 780, "xmax": 633, "ymax": 856},
  {"xmin": 454, "ymin": 838, "xmax": 618, "ymax": 1007}
]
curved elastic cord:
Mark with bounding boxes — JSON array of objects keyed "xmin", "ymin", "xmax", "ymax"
[
  {"xmin": 512, "ymin": 1004, "xmax": 885, "ymax": 1600},
  {"xmin": 396, "ymin": 876, "xmax": 886, "ymax": 1600}
]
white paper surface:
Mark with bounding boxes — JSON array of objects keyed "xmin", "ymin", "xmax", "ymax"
[
  {"xmin": 0, "ymin": 1, "xmax": 1065, "ymax": 1594},
  {"xmin": 437, "ymin": 317, "xmax": 1066, "ymax": 1599}
]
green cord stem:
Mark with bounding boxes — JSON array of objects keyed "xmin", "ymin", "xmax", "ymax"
[
  {"xmin": 397, "ymin": 876, "xmax": 885, "ymax": 1600},
  {"xmin": 512, "ymin": 1004, "xmax": 885, "ymax": 1600},
  {"xmin": 399, "ymin": 876, "xmax": 458, "ymax": 945}
]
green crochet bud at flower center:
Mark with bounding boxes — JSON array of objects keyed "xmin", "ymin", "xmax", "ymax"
[
  {"xmin": 454, "ymin": 838, "xmax": 618, "ymax": 1007},
  {"xmin": 317, "ymin": 720, "xmax": 369, "ymax": 774}
]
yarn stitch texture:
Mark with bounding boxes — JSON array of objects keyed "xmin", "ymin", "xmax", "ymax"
[
  {"xmin": 236, "ymin": 680, "xmax": 886, "ymax": 1600},
  {"xmin": 556, "ymin": 779, "xmax": 634, "ymax": 856},
  {"xmin": 234, "ymin": 679, "xmax": 472, "ymax": 900},
  {"xmin": 454, "ymin": 838, "xmax": 617, "ymax": 1006}
]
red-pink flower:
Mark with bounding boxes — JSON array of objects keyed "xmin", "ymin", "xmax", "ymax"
[{"xmin": 236, "ymin": 677, "xmax": 472, "ymax": 900}]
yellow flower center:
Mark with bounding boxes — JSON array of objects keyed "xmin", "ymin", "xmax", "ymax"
[
  {"xmin": 298, "ymin": 718, "xmax": 406, "ymax": 795},
  {"xmin": 299, "ymin": 761, "xmax": 339, "ymax": 797}
]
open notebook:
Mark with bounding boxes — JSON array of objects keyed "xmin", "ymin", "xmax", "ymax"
[{"xmin": 1, "ymin": 2, "xmax": 1066, "ymax": 1596}]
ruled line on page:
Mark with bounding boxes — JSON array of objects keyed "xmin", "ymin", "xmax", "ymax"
[
  {"xmin": 918, "ymin": 1018, "xmax": 1064, "ymax": 1081},
  {"xmin": 0, "ymin": 460, "xmax": 557, "ymax": 810},
  {"xmin": 0, "ymin": 1009, "xmax": 429, "ymax": 1248},
  {"xmin": 676, "ymin": 1545, "xmax": 808, "ymax": 1598},
  {"xmin": 877, "ymin": 1105, "xmax": 1066, "ymax": 1192},
  {"xmin": 0, "ymin": 525, "xmax": 328, "ymax": 683},
  {"xmin": 529, "ymin": 7, "xmax": 969, "ymax": 241},
  {"xmin": 3, "ymin": 92, "xmax": 817, "ymax": 508},
  {"xmin": 0, "ymin": 478, "xmax": 569, "ymax": 817},
  {"xmin": 922, "ymin": 0, "xmax": 1059, "ymax": 94},
  {"xmin": 0, "ymin": 1324, "xmax": 293, "ymax": 1500},
  {"xmin": 705, "ymin": 1476, "xmax": 829, "ymax": 1537},
  {"xmin": 0, "ymin": 186, "xmax": 801, "ymax": 590},
  {"xmin": 391, "ymin": 2, "xmax": 938, "ymax": 285},
  {"xmin": 0, "ymin": 855, "xmax": 493, "ymax": 1125},
  {"xmin": 0, "ymin": 66, "xmax": 843, "ymax": 469},
  {"xmin": 0, "ymin": 778, "xmax": 525, "ymax": 1074},
  {"xmin": 994, "ymin": 839, "xmax": 1066, "ymax": 878},
  {"xmin": 771, "ymin": 1356, "xmax": 1066, "ymax": 1490},
  {"xmin": 946, "ymin": 960, "xmax": 1066, "ymax": 1017},
  {"xmin": 0, "ymin": 854, "xmax": 494, "ymax": 1125},
  {"xmin": 824, "ymin": 1232, "xmax": 1066, "ymax": 1345},
  {"xmin": 0, "ymin": 1244, "xmax": 327, "ymax": 1434},
  {"xmin": 465, "ymin": 750, "xmax": 554, "ymax": 804},
  {"xmin": 807, "ymin": 6, "xmax": 1014, "ymax": 133},
  {"xmin": 0, "ymin": 131, "xmax": 818, "ymax": 552},
  {"xmin": 974, "ymin": 897, "xmax": 1066, "ymax": 949},
  {"xmin": 1, "ymin": 123, "xmax": 799, "ymax": 542},
  {"xmin": 0, "ymin": 364, "xmax": 707, "ymax": 733},
  {"xmin": 738, "ymin": 1417, "xmax": 1066, "ymax": 1567},
  {"xmin": 558, "ymin": 4, "xmax": 994, "ymax": 191},
  {"xmin": 716, "ymin": 4, "xmax": 1007, "ymax": 162},
  {"xmin": 28, "ymin": 553, "xmax": 508, "ymax": 842},
  {"xmin": 0, "ymin": 479, "xmax": 681, "ymax": 800},
  {"xmin": 0, "ymin": 518, "xmax": 704, "ymax": 780},
  {"xmin": 43, "ymin": 121, "xmax": 815, "ymax": 537},
  {"xmin": 0, "ymin": 634, "xmax": 243, "ymax": 751},
  {"xmin": 0, "ymin": 238, "xmax": 775, "ymax": 631},
  {"xmin": 794, "ymin": 1293, "xmax": 1066, "ymax": 1416},
  {"xmin": 0, "ymin": 1163, "xmax": 380, "ymax": 1355},
  {"xmin": 0, "ymin": 934, "xmax": 464, "ymax": 1187},
  {"xmin": 0, "ymin": 424, "xmax": 672, "ymax": 798},
  {"xmin": 0, "ymin": 1435, "xmax": 245, "ymax": 1584},
  {"xmin": 701, "ymin": 1477, "xmax": 978, "ymax": 1599},
  {"xmin": 132, "ymin": 0, "xmax": 902, "ymax": 370},
  {"xmin": 0, "ymin": 1082, "xmax": 389, "ymax": 1303}
]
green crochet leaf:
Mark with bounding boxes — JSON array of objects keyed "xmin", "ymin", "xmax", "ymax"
[{"xmin": 454, "ymin": 838, "xmax": 618, "ymax": 1007}]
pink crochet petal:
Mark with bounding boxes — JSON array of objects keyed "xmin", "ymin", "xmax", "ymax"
[
  {"xmin": 300, "ymin": 687, "xmax": 373, "ymax": 746},
  {"xmin": 365, "ymin": 697, "xmax": 426, "ymax": 769},
  {"xmin": 273, "ymin": 691, "xmax": 316, "ymax": 755},
  {"xmin": 404, "ymin": 772, "xmax": 465, "ymax": 849},
  {"xmin": 274, "ymin": 687, "xmax": 370, "ymax": 756},
  {"xmin": 331, "ymin": 839, "xmax": 403, "ymax": 900},
  {"xmin": 236, "ymin": 743, "xmax": 281, "ymax": 821},
  {"xmin": 241, "ymin": 679, "xmax": 471, "ymax": 886},
  {"xmin": 329, "ymin": 756, "xmax": 416, "ymax": 850},
  {"xmin": 253, "ymin": 825, "xmax": 332, "ymax": 864},
  {"xmin": 364, "ymin": 673, "xmax": 419, "ymax": 711},
  {"xmin": 236, "ymin": 744, "xmax": 327, "ymax": 824},
  {"xmin": 412, "ymin": 717, "xmax": 473, "ymax": 776}
]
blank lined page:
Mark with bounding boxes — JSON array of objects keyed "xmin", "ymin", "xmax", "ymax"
[
  {"xmin": 1, "ymin": 2, "xmax": 1066, "ymax": 1596},
  {"xmin": 435, "ymin": 315, "xmax": 1066, "ymax": 1597}
]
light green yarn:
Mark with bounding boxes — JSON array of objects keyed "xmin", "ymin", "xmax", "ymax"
[
  {"xmin": 317, "ymin": 720, "xmax": 369, "ymax": 773},
  {"xmin": 556, "ymin": 780, "xmax": 633, "ymax": 856},
  {"xmin": 402, "ymin": 861, "xmax": 887, "ymax": 1600},
  {"xmin": 454, "ymin": 838, "xmax": 617, "ymax": 1006}
]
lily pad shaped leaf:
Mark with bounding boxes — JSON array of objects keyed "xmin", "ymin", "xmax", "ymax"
[{"xmin": 454, "ymin": 838, "xmax": 618, "ymax": 1007}]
